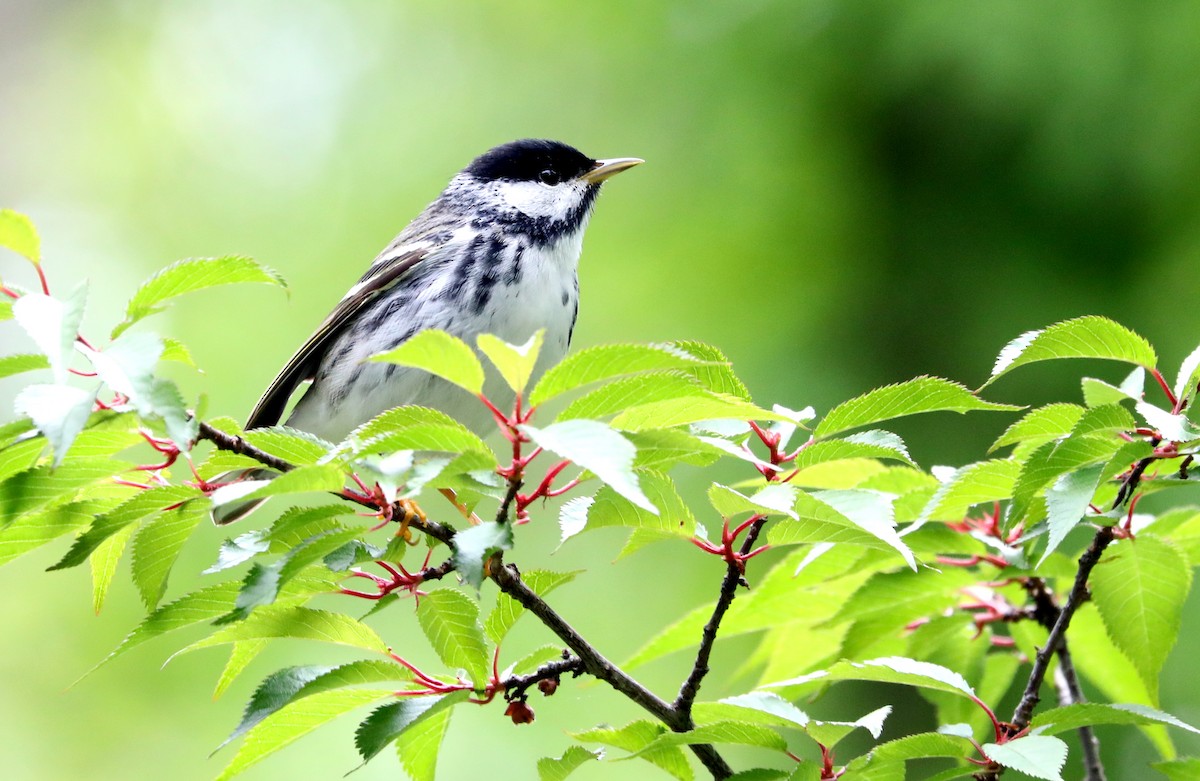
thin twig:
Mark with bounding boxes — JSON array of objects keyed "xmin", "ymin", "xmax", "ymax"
[
  {"xmin": 504, "ymin": 654, "xmax": 584, "ymax": 701},
  {"xmin": 1011, "ymin": 526, "xmax": 1113, "ymax": 729},
  {"xmin": 489, "ymin": 561, "xmax": 734, "ymax": 779},
  {"xmin": 1053, "ymin": 644, "xmax": 1106, "ymax": 781},
  {"xmin": 674, "ymin": 517, "xmax": 767, "ymax": 718},
  {"xmin": 496, "ymin": 477, "xmax": 522, "ymax": 525},
  {"xmin": 1026, "ymin": 579, "xmax": 1105, "ymax": 781},
  {"xmin": 197, "ymin": 421, "xmax": 294, "ymax": 473}
]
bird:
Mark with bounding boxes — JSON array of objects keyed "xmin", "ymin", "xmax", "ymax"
[{"xmin": 211, "ymin": 139, "xmax": 643, "ymax": 524}]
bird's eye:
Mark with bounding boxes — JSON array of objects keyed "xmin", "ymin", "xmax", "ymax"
[{"xmin": 537, "ymin": 169, "xmax": 561, "ymax": 186}]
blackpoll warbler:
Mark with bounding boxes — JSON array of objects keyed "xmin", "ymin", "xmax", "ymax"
[{"xmin": 213, "ymin": 139, "xmax": 642, "ymax": 524}]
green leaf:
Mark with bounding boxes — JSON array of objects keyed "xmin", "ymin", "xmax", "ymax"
[
  {"xmin": 218, "ymin": 528, "xmax": 365, "ymax": 622},
  {"xmin": 90, "ymin": 523, "xmax": 136, "ymax": 614},
  {"xmin": 815, "ymin": 377, "xmax": 1018, "ymax": 438},
  {"xmin": 829, "ymin": 569, "xmax": 975, "ymax": 658},
  {"xmin": 0, "ymin": 209, "xmax": 41, "ymax": 262},
  {"xmin": 368, "ymin": 329, "xmax": 485, "ymax": 395},
  {"xmin": 796, "ymin": 490, "xmax": 914, "ymax": 569},
  {"xmin": 538, "ymin": 746, "xmax": 603, "ymax": 781},
  {"xmin": 634, "ymin": 721, "xmax": 788, "ymax": 754},
  {"xmin": 1041, "ymin": 464, "xmax": 1104, "ymax": 562},
  {"xmin": 560, "ymin": 472, "xmax": 693, "ymax": 544},
  {"xmin": 244, "ymin": 427, "xmax": 332, "ymax": 466},
  {"xmin": 1069, "ymin": 604, "xmax": 1171, "ymax": 750},
  {"xmin": 452, "ymin": 521, "xmax": 513, "ymax": 590},
  {"xmin": 215, "ymin": 642, "xmax": 269, "ymax": 699},
  {"xmin": 84, "ymin": 331, "xmax": 162, "ymax": 409},
  {"xmin": 670, "ymin": 340, "xmax": 751, "ymax": 399},
  {"xmin": 147, "ymin": 377, "xmax": 198, "ymax": 447},
  {"xmin": 85, "ymin": 581, "xmax": 241, "ymax": 677},
  {"xmin": 214, "ymin": 688, "xmax": 392, "ymax": 781},
  {"xmin": 352, "ymin": 422, "xmax": 494, "ymax": 461},
  {"xmin": 176, "ymin": 605, "xmax": 389, "ymax": 657},
  {"xmin": 0, "ymin": 298, "xmax": 11, "ymax": 321},
  {"xmin": 557, "ymin": 372, "xmax": 709, "ymax": 421},
  {"xmin": 86, "ymin": 573, "xmax": 338, "ymax": 680},
  {"xmin": 522, "ymin": 419, "xmax": 656, "ymax": 513},
  {"xmin": 13, "ymin": 284, "xmax": 87, "ymax": 384},
  {"xmin": 0, "ymin": 353, "xmax": 50, "ymax": 379},
  {"xmin": 220, "ymin": 660, "xmax": 410, "ymax": 751},
  {"xmin": 1090, "ymin": 535, "xmax": 1191, "ymax": 694},
  {"xmin": 530, "ymin": 342, "xmax": 717, "ymax": 406},
  {"xmin": 982, "ymin": 735, "xmax": 1068, "ymax": 781},
  {"xmin": 477, "ymin": 330, "xmax": 544, "ymax": 394},
  {"xmin": 846, "ymin": 732, "xmax": 976, "ymax": 768},
  {"xmin": 0, "ymin": 501, "xmax": 95, "ymax": 566},
  {"xmin": 609, "ymin": 392, "xmax": 788, "ymax": 432},
  {"xmin": 1136, "ymin": 400, "xmax": 1200, "ymax": 442},
  {"xmin": 1154, "ymin": 758, "xmax": 1200, "ymax": 780},
  {"xmin": 1081, "ymin": 368, "xmax": 1144, "ymax": 408},
  {"xmin": 988, "ymin": 316, "xmax": 1157, "ymax": 385},
  {"xmin": 397, "ymin": 703, "xmax": 453, "ymax": 781},
  {"xmin": 160, "ymin": 337, "xmax": 197, "ymax": 367},
  {"xmin": 208, "ymin": 464, "xmax": 346, "ymax": 508},
  {"xmin": 709, "ymin": 483, "xmax": 798, "ymax": 520},
  {"xmin": 917, "ymin": 459, "xmax": 1021, "ymax": 523},
  {"xmin": 131, "ymin": 500, "xmax": 207, "ymax": 610},
  {"xmin": 1, "ymin": 456, "xmax": 134, "ymax": 521},
  {"xmin": 355, "ymin": 692, "xmax": 468, "ymax": 764},
  {"xmin": 766, "ymin": 656, "xmax": 979, "ymax": 702},
  {"xmin": 114, "ymin": 256, "xmax": 286, "ymax": 338},
  {"xmin": 1009, "ymin": 436, "xmax": 1120, "ymax": 523},
  {"xmin": 1174, "ymin": 344, "xmax": 1200, "ymax": 404},
  {"xmin": 485, "ymin": 569, "xmax": 579, "ymax": 644},
  {"xmin": 990, "ymin": 404, "xmax": 1085, "ymax": 453},
  {"xmin": 571, "ymin": 720, "xmax": 693, "ymax": 781},
  {"xmin": 13, "ymin": 383, "xmax": 95, "ymax": 466},
  {"xmin": 792, "ymin": 430, "xmax": 915, "ymax": 470},
  {"xmin": 1032, "ymin": 702, "xmax": 1200, "ymax": 736},
  {"xmin": 416, "ymin": 589, "xmax": 491, "ymax": 688},
  {"xmin": 715, "ymin": 692, "xmax": 810, "ymax": 729},
  {"xmin": 49, "ymin": 486, "xmax": 203, "ymax": 570},
  {"xmin": 1071, "ymin": 403, "xmax": 1137, "ymax": 438}
]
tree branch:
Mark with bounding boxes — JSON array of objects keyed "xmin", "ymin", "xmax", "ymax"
[
  {"xmin": 1010, "ymin": 525, "xmax": 1113, "ymax": 730},
  {"xmin": 197, "ymin": 421, "xmax": 294, "ymax": 473},
  {"xmin": 1053, "ymin": 644, "xmax": 1106, "ymax": 781},
  {"xmin": 503, "ymin": 654, "xmax": 584, "ymax": 701},
  {"xmin": 1024, "ymin": 578, "xmax": 1105, "ymax": 781},
  {"xmin": 674, "ymin": 517, "xmax": 767, "ymax": 719}
]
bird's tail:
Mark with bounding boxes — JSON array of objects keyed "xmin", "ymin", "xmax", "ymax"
[{"xmin": 210, "ymin": 468, "xmax": 278, "ymax": 525}]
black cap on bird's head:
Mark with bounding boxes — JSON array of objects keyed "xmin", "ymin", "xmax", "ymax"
[{"xmin": 465, "ymin": 139, "xmax": 642, "ymax": 187}]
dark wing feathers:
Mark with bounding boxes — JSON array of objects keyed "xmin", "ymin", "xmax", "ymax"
[{"xmin": 244, "ymin": 246, "xmax": 431, "ymax": 430}]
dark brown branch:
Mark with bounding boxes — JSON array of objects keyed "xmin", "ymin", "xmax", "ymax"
[
  {"xmin": 197, "ymin": 421, "xmax": 294, "ymax": 473},
  {"xmin": 1011, "ymin": 526, "xmax": 1114, "ymax": 730},
  {"xmin": 1022, "ymin": 578, "xmax": 1105, "ymax": 781},
  {"xmin": 1053, "ymin": 644, "xmax": 1106, "ymax": 781},
  {"xmin": 496, "ymin": 477, "xmax": 522, "ymax": 525},
  {"xmin": 674, "ymin": 518, "xmax": 767, "ymax": 718},
  {"xmin": 503, "ymin": 654, "xmax": 584, "ymax": 701}
]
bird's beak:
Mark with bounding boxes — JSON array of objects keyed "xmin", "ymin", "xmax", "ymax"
[{"xmin": 581, "ymin": 157, "xmax": 644, "ymax": 184}]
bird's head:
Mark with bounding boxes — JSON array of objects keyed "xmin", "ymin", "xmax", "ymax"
[{"xmin": 450, "ymin": 139, "xmax": 642, "ymax": 235}]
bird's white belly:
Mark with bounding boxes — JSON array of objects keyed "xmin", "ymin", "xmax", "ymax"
[{"xmin": 288, "ymin": 234, "xmax": 581, "ymax": 441}]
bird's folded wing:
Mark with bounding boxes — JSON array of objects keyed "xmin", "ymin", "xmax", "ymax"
[{"xmin": 245, "ymin": 245, "xmax": 431, "ymax": 430}]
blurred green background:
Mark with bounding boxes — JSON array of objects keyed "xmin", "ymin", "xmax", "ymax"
[{"xmin": 2, "ymin": 1, "xmax": 1200, "ymax": 779}]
